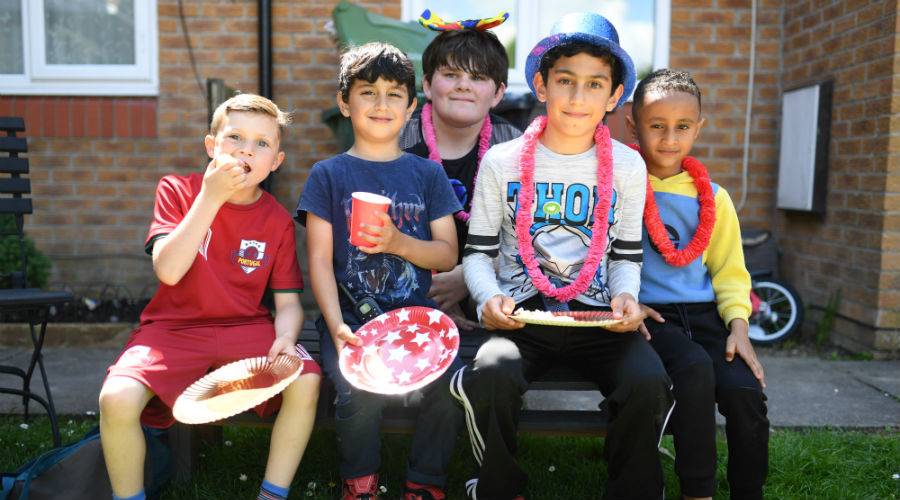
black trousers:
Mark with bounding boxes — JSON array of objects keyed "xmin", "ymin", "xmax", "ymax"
[
  {"xmin": 452, "ymin": 298, "xmax": 674, "ymax": 500},
  {"xmin": 645, "ymin": 302, "xmax": 769, "ymax": 500}
]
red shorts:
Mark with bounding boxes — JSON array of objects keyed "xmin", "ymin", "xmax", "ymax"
[{"xmin": 106, "ymin": 321, "xmax": 321, "ymax": 428}]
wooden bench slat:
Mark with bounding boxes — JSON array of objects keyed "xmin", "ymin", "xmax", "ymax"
[
  {"xmin": 0, "ymin": 198, "xmax": 32, "ymax": 215},
  {"xmin": 0, "ymin": 117, "xmax": 25, "ymax": 133},
  {"xmin": 0, "ymin": 137, "xmax": 27, "ymax": 154},
  {"xmin": 0, "ymin": 158, "xmax": 28, "ymax": 174},
  {"xmin": 0, "ymin": 178, "xmax": 30, "ymax": 195}
]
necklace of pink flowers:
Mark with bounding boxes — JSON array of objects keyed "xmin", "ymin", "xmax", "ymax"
[
  {"xmin": 515, "ymin": 115, "xmax": 614, "ymax": 303},
  {"xmin": 421, "ymin": 102, "xmax": 492, "ymax": 222}
]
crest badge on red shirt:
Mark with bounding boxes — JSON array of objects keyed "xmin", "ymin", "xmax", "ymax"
[{"xmin": 234, "ymin": 239, "xmax": 267, "ymax": 274}]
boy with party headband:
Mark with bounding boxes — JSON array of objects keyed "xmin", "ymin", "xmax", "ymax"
[
  {"xmin": 297, "ymin": 42, "xmax": 464, "ymax": 500},
  {"xmin": 455, "ymin": 13, "xmax": 674, "ymax": 500},
  {"xmin": 626, "ymin": 69, "xmax": 769, "ymax": 500},
  {"xmin": 401, "ymin": 10, "xmax": 522, "ymax": 330},
  {"xmin": 99, "ymin": 94, "xmax": 322, "ymax": 500}
]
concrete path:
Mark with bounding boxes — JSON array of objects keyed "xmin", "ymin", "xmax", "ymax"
[{"xmin": 1, "ymin": 347, "xmax": 899, "ymax": 428}]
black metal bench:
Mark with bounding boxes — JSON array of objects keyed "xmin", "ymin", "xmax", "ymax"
[
  {"xmin": 169, "ymin": 320, "xmax": 609, "ymax": 480},
  {"xmin": 0, "ymin": 117, "xmax": 74, "ymax": 448}
]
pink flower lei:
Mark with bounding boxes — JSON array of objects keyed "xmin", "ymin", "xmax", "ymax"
[
  {"xmin": 421, "ymin": 102, "xmax": 492, "ymax": 222},
  {"xmin": 515, "ymin": 115, "xmax": 614, "ymax": 303}
]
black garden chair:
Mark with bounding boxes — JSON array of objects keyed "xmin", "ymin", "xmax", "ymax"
[{"xmin": 0, "ymin": 116, "xmax": 74, "ymax": 447}]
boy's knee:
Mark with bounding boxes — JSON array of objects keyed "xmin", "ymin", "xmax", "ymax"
[
  {"xmin": 283, "ymin": 373, "xmax": 321, "ymax": 408},
  {"xmin": 99, "ymin": 378, "xmax": 150, "ymax": 422},
  {"xmin": 673, "ymin": 358, "xmax": 715, "ymax": 394},
  {"xmin": 470, "ymin": 338, "xmax": 527, "ymax": 395},
  {"xmin": 335, "ymin": 386, "xmax": 386, "ymax": 419},
  {"xmin": 472, "ymin": 337, "xmax": 522, "ymax": 373},
  {"xmin": 620, "ymin": 370, "xmax": 673, "ymax": 410},
  {"xmin": 717, "ymin": 387, "xmax": 768, "ymax": 422}
]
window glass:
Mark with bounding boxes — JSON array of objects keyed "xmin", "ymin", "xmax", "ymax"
[
  {"xmin": 0, "ymin": 2, "xmax": 25, "ymax": 74},
  {"xmin": 43, "ymin": 0, "xmax": 135, "ymax": 65}
]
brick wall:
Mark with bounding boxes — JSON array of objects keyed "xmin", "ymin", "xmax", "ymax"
[
  {"xmin": 669, "ymin": 0, "xmax": 784, "ymax": 228},
  {"xmin": 6, "ymin": 0, "xmax": 398, "ymax": 304},
  {"xmin": 777, "ymin": 0, "xmax": 899, "ymax": 353}
]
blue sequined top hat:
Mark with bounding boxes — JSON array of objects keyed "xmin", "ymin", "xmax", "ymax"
[{"xmin": 525, "ymin": 12, "xmax": 636, "ymax": 109}]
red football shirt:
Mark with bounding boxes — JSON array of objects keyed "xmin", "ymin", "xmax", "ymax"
[{"xmin": 139, "ymin": 173, "xmax": 303, "ymax": 326}]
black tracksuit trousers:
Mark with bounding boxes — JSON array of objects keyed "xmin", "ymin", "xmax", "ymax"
[
  {"xmin": 451, "ymin": 298, "xmax": 674, "ymax": 500},
  {"xmin": 645, "ymin": 302, "xmax": 769, "ymax": 500}
]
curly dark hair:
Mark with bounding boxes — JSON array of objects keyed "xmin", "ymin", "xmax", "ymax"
[
  {"xmin": 338, "ymin": 42, "xmax": 416, "ymax": 105},
  {"xmin": 631, "ymin": 69, "xmax": 701, "ymax": 119}
]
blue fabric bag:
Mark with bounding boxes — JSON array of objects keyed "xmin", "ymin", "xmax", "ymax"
[{"xmin": 0, "ymin": 425, "xmax": 171, "ymax": 500}]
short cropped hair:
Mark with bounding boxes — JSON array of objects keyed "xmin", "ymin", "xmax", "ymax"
[
  {"xmin": 209, "ymin": 93, "xmax": 290, "ymax": 141},
  {"xmin": 632, "ymin": 69, "xmax": 702, "ymax": 119},
  {"xmin": 538, "ymin": 41, "xmax": 623, "ymax": 92},
  {"xmin": 422, "ymin": 30, "xmax": 509, "ymax": 89},
  {"xmin": 338, "ymin": 42, "xmax": 416, "ymax": 105}
]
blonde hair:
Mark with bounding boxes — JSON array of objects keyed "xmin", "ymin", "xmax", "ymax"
[{"xmin": 209, "ymin": 93, "xmax": 291, "ymax": 141}]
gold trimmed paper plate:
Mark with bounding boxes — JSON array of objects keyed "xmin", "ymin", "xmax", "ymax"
[
  {"xmin": 508, "ymin": 309, "xmax": 623, "ymax": 328},
  {"xmin": 173, "ymin": 354, "xmax": 303, "ymax": 424}
]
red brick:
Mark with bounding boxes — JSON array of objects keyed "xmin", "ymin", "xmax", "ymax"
[
  {"xmin": 113, "ymin": 100, "xmax": 131, "ymax": 137},
  {"xmin": 22, "ymin": 98, "xmax": 41, "ymax": 138},
  {"xmin": 100, "ymin": 100, "xmax": 114, "ymax": 137},
  {"xmin": 83, "ymin": 99, "xmax": 100, "ymax": 137},
  {"xmin": 130, "ymin": 100, "xmax": 144, "ymax": 139},
  {"xmin": 142, "ymin": 100, "xmax": 158, "ymax": 137},
  {"xmin": 70, "ymin": 99, "xmax": 86, "ymax": 138}
]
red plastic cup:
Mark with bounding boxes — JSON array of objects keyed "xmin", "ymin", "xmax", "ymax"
[{"xmin": 349, "ymin": 192, "xmax": 392, "ymax": 247}]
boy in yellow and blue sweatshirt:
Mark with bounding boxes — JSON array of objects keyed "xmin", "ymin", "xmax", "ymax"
[{"xmin": 626, "ymin": 69, "xmax": 769, "ymax": 500}]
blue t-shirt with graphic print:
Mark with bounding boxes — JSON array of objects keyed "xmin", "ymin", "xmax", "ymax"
[{"xmin": 296, "ymin": 152, "xmax": 461, "ymax": 311}]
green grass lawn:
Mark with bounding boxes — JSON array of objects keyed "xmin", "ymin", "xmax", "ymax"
[{"xmin": 1, "ymin": 416, "xmax": 898, "ymax": 499}]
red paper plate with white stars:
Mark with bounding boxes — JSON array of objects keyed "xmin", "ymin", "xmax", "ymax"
[{"xmin": 339, "ymin": 306, "xmax": 460, "ymax": 395}]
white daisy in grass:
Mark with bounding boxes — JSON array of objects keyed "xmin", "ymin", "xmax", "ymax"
[{"xmin": 239, "ymin": 473, "xmax": 248, "ymax": 481}]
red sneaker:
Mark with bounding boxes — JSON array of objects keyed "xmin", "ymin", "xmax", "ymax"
[
  {"xmin": 342, "ymin": 473, "xmax": 379, "ymax": 500},
  {"xmin": 403, "ymin": 480, "xmax": 446, "ymax": 500}
]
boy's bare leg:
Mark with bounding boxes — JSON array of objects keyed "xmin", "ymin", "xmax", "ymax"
[
  {"xmin": 263, "ymin": 373, "xmax": 321, "ymax": 487},
  {"xmin": 98, "ymin": 376, "xmax": 156, "ymax": 497}
]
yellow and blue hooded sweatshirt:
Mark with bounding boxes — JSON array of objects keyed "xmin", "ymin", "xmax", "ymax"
[{"xmin": 639, "ymin": 171, "xmax": 752, "ymax": 326}]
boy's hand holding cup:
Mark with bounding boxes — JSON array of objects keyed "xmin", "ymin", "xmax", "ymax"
[{"xmin": 350, "ymin": 192, "xmax": 400, "ymax": 254}]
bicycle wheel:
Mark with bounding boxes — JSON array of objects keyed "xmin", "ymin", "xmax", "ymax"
[{"xmin": 748, "ymin": 278, "xmax": 804, "ymax": 344}]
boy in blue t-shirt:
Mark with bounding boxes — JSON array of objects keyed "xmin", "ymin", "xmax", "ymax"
[{"xmin": 296, "ymin": 42, "xmax": 463, "ymax": 500}]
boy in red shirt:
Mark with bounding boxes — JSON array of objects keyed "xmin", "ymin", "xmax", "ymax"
[{"xmin": 99, "ymin": 94, "xmax": 321, "ymax": 500}]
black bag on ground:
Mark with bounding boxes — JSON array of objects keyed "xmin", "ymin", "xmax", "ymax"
[{"xmin": 0, "ymin": 425, "xmax": 171, "ymax": 500}]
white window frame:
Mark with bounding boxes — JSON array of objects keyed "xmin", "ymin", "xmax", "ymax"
[
  {"xmin": 402, "ymin": 0, "xmax": 670, "ymax": 96},
  {"xmin": 0, "ymin": 0, "xmax": 158, "ymax": 96}
]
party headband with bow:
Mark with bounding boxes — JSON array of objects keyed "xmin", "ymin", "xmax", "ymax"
[{"xmin": 418, "ymin": 9, "xmax": 509, "ymax": 32}]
